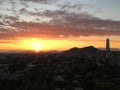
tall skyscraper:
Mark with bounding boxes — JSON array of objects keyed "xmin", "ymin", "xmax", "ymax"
[
  {"xmin": 106, "ymin": 38, "xmax": 116, "ymax": 66},
  {"xmin": 106, "ymin": 38, "xmax": 110, "ymax": 52},
  {"xmin": 106, "ymin": 38, "xmax": 111, "ymax": 64}
]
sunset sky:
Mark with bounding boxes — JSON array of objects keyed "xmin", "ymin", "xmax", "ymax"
[{"xmin": 0, "ymin": 0, "xmax": 120, "ymax": 52}]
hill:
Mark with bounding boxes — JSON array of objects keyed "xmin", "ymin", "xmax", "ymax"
[{"xmin": 63, "ymin": 46, "xmax": 101, "ymax": 57}]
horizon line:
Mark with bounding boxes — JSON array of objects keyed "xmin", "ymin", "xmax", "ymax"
[{"xmin": 0, "ymin": 46, "xmax": 119, "ymax": 53}]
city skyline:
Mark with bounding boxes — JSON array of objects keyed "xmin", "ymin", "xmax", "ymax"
[{"xmin": 0, "ymin": 0, "xmax": 120, "ymax": 52}]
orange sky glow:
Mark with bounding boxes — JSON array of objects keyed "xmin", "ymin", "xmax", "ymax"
[{"xmin": 0, "ymin": 36, "xmax": 119, "ymax": 52}]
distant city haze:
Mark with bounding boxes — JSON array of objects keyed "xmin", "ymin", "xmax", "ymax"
[{"xmin": 0, "ymin": 0, "xmax": 120, "ymax": 52}]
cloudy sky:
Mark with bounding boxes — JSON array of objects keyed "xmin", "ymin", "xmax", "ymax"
[{"xmin": 0, "ymin": 0, "xmax": 120, "ymax": 52}]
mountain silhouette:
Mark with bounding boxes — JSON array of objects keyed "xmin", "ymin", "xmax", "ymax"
[{"xmin": 63, "ymin": 46, "xmax": 101, "ymax": 57}]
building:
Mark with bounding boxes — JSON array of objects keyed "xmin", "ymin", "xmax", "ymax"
[
  {"xmin": 106, "ymin": 38, "xmax": 110, "ymax": 53},
  {"xmin": 106, "ymin": 38, "xmax": 116, "ymax": 65}
]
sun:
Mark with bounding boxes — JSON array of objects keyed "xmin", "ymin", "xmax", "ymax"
[
  {"xmin": 31, "ymin": 43, "xmax": 42, "ymax": 52},
  {"xmin": 20, "ymin": 38, "xmax": 43, "ymax": 52}
]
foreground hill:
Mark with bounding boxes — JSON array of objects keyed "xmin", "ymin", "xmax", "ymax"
[{"xmin": 62, "ymin": 46, "xmax": 101, "ymax": 57}]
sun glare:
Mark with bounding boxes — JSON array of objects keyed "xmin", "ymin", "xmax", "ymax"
[
  {"xmin": 31, "ymin": 43, "xmax": 42, "ymax": 52},
  {"xmin": 20, "ymin": 38, "xmax": 43, "ymax": 52}
]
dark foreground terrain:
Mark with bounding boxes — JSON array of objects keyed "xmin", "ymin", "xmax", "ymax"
[{"xmin": 0, "ymin": 46, "xmax": 120, "ymax": 90}]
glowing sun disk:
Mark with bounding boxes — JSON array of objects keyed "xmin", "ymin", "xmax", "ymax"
[
  {"xmin": 31, "ymin": 43, "xmax": 42, "ymax": 52},
  {"xmin": 20, "ymin": 39, "xmax": 43, "ymax": 52}
]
